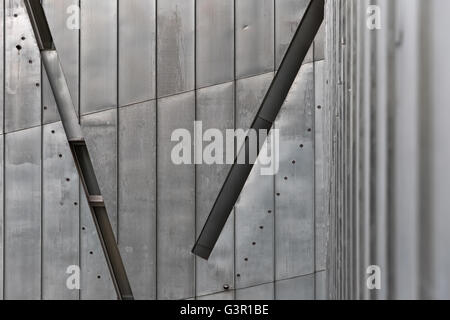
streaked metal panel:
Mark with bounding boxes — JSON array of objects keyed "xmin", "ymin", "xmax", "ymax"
[
  {"xmin": 42, "ymin": 0, "xmax": 79, "ymax": 124},
  {"xmin": 196, "ymin": 0, "xmax": 234, "ymax": 88},
  {"xmin": 157, "ymin": 92, "xmax": 195, "ymax": 299},
  {"xmin": 196, "ymin": 82, "xmax": 234, "ymax": 296},
  {"xmin": 235, "ymin": 73, "xmax": 274, "ymax": 289},
  {"xmin": 315, "ymin": 271, "xmax": 327, "ymax": 300},
  {"xmin": 275, "ymin": 63, "xmax": 315, "ymax": 280},
  {"xmin": 118, "ymin": 101, "xmax": 157, "ymax": 300},
  {"xmin": 0, "ymin": 137, "xmax": 3, "ymax": 299},
  {"xmin": 157, "ymin": 0, "xmax": 195, "ymax": 98},
  {"xmin": 5, "ymin": 0, "xmax": 41, "ymax": 132},
  {"xmin": 197, "ymin": 291, "xmax": 234, "ymax": 300},
  {"xmin": 4, "ymin": 127, "xmax": 41, "ymax": 299},
  {"xmin": 0, "ymin": 1, "xmax": 4, "ymax": 135},
  {"xmin": 236, "ymin": 283, "xmax": 274, "ymax": 300},
  {"xmin": 235, "ymin": 0, "xmax": 274, "ymax": 79},
  {"xmin": 80, "ymin": 109, "xmax": 117, "ymax": 299},
  {"xmin": 314, "ymin": 60, "xmax": 327, "ymax": 271},
  {"xmin": 314, "ymin": 20, "xmax": 325, "ymax": 61},
  {"xmin": 275, "ymin": 0, "xmax": 311, "ymax": 68},
  {"xmin": 119, "ymin": 0, "xmax": 156, "ymax": 106},
  {"xmin": 275, "ymin": 274, "xmax": 314, "ymax": 300},
  {"xmin": 80, "ymin": 0, "xmax": 117, "ymax": 114},
  {"xmin": 42, "ymin": 122, "xmax": 79, "ymax": 300}
]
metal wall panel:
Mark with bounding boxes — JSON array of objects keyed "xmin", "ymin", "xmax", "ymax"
[
  {"xmin": 196, "ymin": 0, "xmax": 234, "ymax": 88},
  {"xmin": 275, "ymin": 63, "xmax": 315, "ymax": 280},
  {"xmin": 275, "ymin": 0, "xmax": 311, "ymax": 68},
  {"xmin": 118, "ymin": 101, "xmax": 157, "ymax": 300},
  {"xmin": 0, "ymin": 1, "xmax": 4, "ymax": 135},
  {"xmin": 197, "ymin": 291, "xmax": 234, "ymax": 300},
  {"xmin": 5, "ymin": 0, "xmax": 41, "ymax": 132},
  {"xmin": 157, "ymin": 92, "xmax": 195, "ymax": 299},
  {"xmin": 80, "ymin": 0, "xmax": 117, "ymax": 114},
  {"xmin": 4, "ymin": 127, "xmax": 41, "ymax": 299},
  {"xmin": 235, "ymin": 0, "xmax": 274, "ymax": 79},
  {"xmin": 80, "ymin": 109, "xmax": 117, "ymax": 299},
  {"xmin": 157, "ymin": 0, "xmax": 195, "ymax": 98},
  {"xmin": 236, "ymin": 283, "xmax": 274, "ymax": 300},
  {"xmin": 42, "ymin": 122, "xmax": 79, "ymax": 300},
  {"xmin": 0, "ymin": 137, "xmax": 3, "ymax": 299},
  {"xmin": 314, "ymin": 60, "xmax": 327, "ymax": 271},
  {"xmin": 314, "ymin": 22, "xmax": 325, "ymax": 61},
  {"xmin": 275, "ymin": 274, "xmax": 314, "ymax": 300},
  {"xmin": 42, "ymin": 0, "xmax": 79, "ymax": 124},
  {"xmin": 315, "ymin": 271, "xmax": 327, "ymax": 300},
  {"xmin": 119, "ymin": 0, "xmax": 156, "ymax": 107},
  {"xmin": 235, "ymin": 72, "xmax": 275, "ymax": 289},
  {"xmin": 196, "ymin": 82, "xmax": 234, "ymax": 296}
]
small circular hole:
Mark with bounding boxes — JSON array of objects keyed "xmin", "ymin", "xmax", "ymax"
[
  {"xmin": 276, "ymin": 193, "xmax": 280, "ymax": 196},
  {"xmin": 300, "ymin": 144, "xmax": 304, "ymax": 148},
  {"xmin": 82, "ymin": 226, "xmax": 86, "ymax": 231},
  {"xmin": 260, "ymin": 226, "xmax": 264, "ymax": 230},
  {"xmin": 236, "ymin": 274, "xmax": 241, "ymax": 277},
  {"xmin": 223, "ymin": 284, "xmax": 230, "ymax": 290},
  {"xmin": 284, "ymin": 177, "xmax": 288, "ymax": 180},
  {"xmin": 29, "ymin": 60, "xmax": 33, "ymax": 64},
  {"xmin": 35, "ymin": 83, "xmax": 40, "ymax": 87},
  {"xmin": 66, "ymin": 178, "xmax": 70, "ymax": 182},
  {"xmin": 58, "ymin": 154, "xmax": 63, "ymax": 158},
  {"xmin": 13, "ymin": 14, "xmax": 18, "ymax": 18},
  {"xmin": 74, "ymin": 202, "xmax": 78, "ymax": 206},
  {"xmin": 21, "ymin": 36, "xmax": 26, "ymax": 41},
  {"xmin": 16, "ymin": 44, "xmax": 22, "ymax": 51},
  {"xmin": 292, "ymin": 160, "xmax": 296, "ymax": 164},
  {"xmin": 51, "ymin": 130, "xmax": 55, "ymax": 134},
  {"xmin": 308, "ymin": 128, "xmax": 312, "ymax": 132},
  {"xmin": 89, "ymin": 251, "xmax": 93, "ymax": 255},
  {"xmin": 268, "ymin": 210, "xmax": 272, "ymax": 214},
  {"xmin": 244, "ymin": 258, "xmax": 248, "ymax": 262},
  {"xmin": 317, "ymin": 105, "xmax": 322, "ymax": 109},
  {"xmin": 97, "ymin": 275, "xmax": 101, "ymax": 279},
  {"xmin": 252, "ymin": 242, "xmax": 256, "ymax": 246}
]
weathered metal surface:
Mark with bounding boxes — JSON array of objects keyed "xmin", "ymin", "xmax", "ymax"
[
  {"xmin": 196, "ymin": 0, "xmax": 234, "ymax": 88},
  {"xmin": 0, "ymin": 136, "xmax": 3, "ymax": 299},
  {"xmin": 196, "ymin": 82, "xmax": 235, "ymax": 296},
  {"xmin": 235, "ymin": 0, "xmax": 274, "ymax": 79},
  {"xmin": 235, "ymin": 72, "xmax": 274, "ymax": 289},
  {"xmin": 80, "ymin": 110, "xmax": 118, "ymax": 299},
  {"xmin": 4, "ymin": 127, "xmax": 41, "ymax": 299},
  {"xmin": 157, "ymin": 0, "xmax": 195, "ymax": 98},
  {"xmin": 119, "ymin": 0, "xmax": 156, "ymax": 106},
  {"xmin": 42, "ymin": 0, "xmax": 79, "ymax": 124},
  {"xmin": 42, "ymin": 122, "xmax": 79, "ymax": 300},
  {"xmin": 0, "ymin": 1, "xmax": 4, "ymax": 135},
  {"xmin": 275, "ymin": 0, "xmax": 311, "ymax": 68},
  {"xmin": 275, "ymin": 274, "xmax": 315, "ymax": 300},
  {"xmin": 118, "ymin": 101, "xmax": 157, "ymax": 300},
  {"xmin": 157, "ymin": 92, "xmax": 195, "ymax": 299},
  {"xmin": 275, "ymin": 63, "xmax": 315, "ymax": 280},
  {"xmin": 5, "ymin": 0, "xmax": 41, "ymax": 133},
  {"xmin": 80, "ymin": 0, "xmax": 117, "ymax": 114},
  {"xmin": 235, "ymin": 283, "xmax": 274, "ymax": 300}
]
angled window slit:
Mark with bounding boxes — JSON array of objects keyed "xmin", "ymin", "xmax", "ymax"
[
  {"xmin": 24, "ymin": 0, "xmax": 133, "ymax": 300},
  {"xmin": 193, "ymin": 0, "xmax": 325, "ymax": 260}
]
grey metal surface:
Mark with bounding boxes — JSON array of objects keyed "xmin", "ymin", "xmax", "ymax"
[
  {"xmin": 196, "ymin": 0, "xmax": 234, "ymax": 88},
  {"xmin": 275, "ymin": 274, "xmax": 314, "ymax": 300},
  {"xmin": 118, "ymin": 101, "xmax": 157, "ymax": 300},
  {"xmin": 275, "ymin": 63, "xmax": 315, "ymax": 280},
  {"xmin": 0, "ymin": 1, "xmax": 4, "ymax": 135},
  {"xmin": 42, "ymin": 0, "xmax": 79, "ymax": 124},
  {"xmin": 4, "ymin": 127, "xmax": 41, "ymax": 299},
  {"xmin": 235, "ymin": 73, "xmax": 274, "ymax": 289},
  {"xmin": 157, "ymin": 0, "xmax": 195, "ymax": 98},
  {"xmin": 80, "ymin": 110, "xmax": 118, "ymax": 299},
  {"xmin": 196, "ymin": 82, "xmax": 235, "ymax": 296},
  {"xmin": 42, "ymin": 122, "xmax": 79, "ymax": 300},
  {"xmin": 235, "ymin": 0, "xmax": 274, "ymax": 79},
  {"xmin": 0, "ymin": 136, "xmax": 3, "ymax": 299},
  {"xmin": 197, "ymin": 291, "xmax": 234, "ymax": 300},
  {"xmin": 80, "ymin": 0, "xmax": 117, "ymax": 114},
  {"xmin": 5, "ymin": 0, "xmax": 41, "ymax": 133},
  {"xmin": 157, "ymin": 92, "xmax": 195, "ymax": 300},
  {"xmin": 275, "ymin": 0, "xmax": 311, "ymax": 68},
  {"xmin": 235, "ymin": 283, "xmax": 274, "ymax": 300},
  {"xmin": 119, "ymin": 0, "xmax": 156, "ymax": 107}
]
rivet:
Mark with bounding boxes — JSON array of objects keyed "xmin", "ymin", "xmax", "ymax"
[{"xmin": 223, "ymin": 284, "xmax": 230, "ymax": 290}]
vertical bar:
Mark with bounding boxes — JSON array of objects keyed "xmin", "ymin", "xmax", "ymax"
[
  {"xmin": 80, "ymin": 0, "xmax": 117, "ymax": 114},
  {"xmin": 156, "ymin": 0, "xmax": 195, "ymax": 98},
  {"xmin": 275, "ymin": 0, "xmax": 311, "ymax": 68},
  {"xmin": 157, "ymin": 92, "xmax": 195, "ymax": 299},
  {"xmin": 118, "ymin": 101, "xmax": 157, "ymax": 300},
  {"xmin": 4, "ymin": 127, "xmax": 41, "ymax": 299},
  {"xmin": 196, "ymin": 82, "xmax": 235, "ymax": 297},
  {"xmin": 5, "ymin": 0, "xmax": 41, "ymax": 132},
  {"xmin": 196, "ymin": 0, "xmax": 234, "ymax": 88},
  {"xmin": 275, "ymin": 64, "xmax": 315, "ymax": 280},
  {"xmin": 234, "ymin": 73, "xmax": 275, "ymax": 289},
  {"xmin": 80, "ymin": 109, "xmax": 118, "ymax": 299},
  {"xmin": 42, "ymin": 0, "xmax": 79, "ymax": 124},
  {"xmin": 236, "ymin": 0, "xmax": 274, "ymax": 79},
  {"xmin": 42, "ymin": 122, "xmax": 79, "ymax": 300},
  {"xmin": 119, "ymin": 0, "xmax": 156, "ymax": 107}
]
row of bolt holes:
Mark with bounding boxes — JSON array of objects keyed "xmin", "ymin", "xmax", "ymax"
[
  {"xmin": 16, "ymin": 35, "xmax": 41, "ymax": 88},
  {"xmin": 235, "ymin": 121, "xmax": 318, "ymax": 282}
]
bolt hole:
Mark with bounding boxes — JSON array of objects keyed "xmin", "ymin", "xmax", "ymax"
[
  {"xmin": 317, "ymin": 105, "xmax": 322, "ymax": 109},
  {"xmin": 89, "ymin": 251, "xmax": 93, "ymax": 255},
  {"xmin": 292, "ymin": 160, "xmax": 296, "ymax": 164},
  {"xmin": 51, "ymin": 130, "xmax": 55, "ymax": 134},
  {"xmin": 307, "ymin": 128, "xmax": 312, "ymax": 132},
  {"xmin": 276, "ymin": 193, "xmax": 280, "ymax": 196},
  {"xmin": 81, "ymin": 226, "xmax": 86, "ymax": 231},
  {"xmin": 35, "ymin": 83, "xmax": 40, "ymax": 87},
  {"xmin": 16, "ymin": 44, "xmax": 22, "ymax": 51},
  {"xmin": 260, "ymin": 226, "xmax": 264, "ymax": 230},
  {"xmin": 97, "ymin": 275, "xmax": 101, "ymax": 279},
  {"xmin": 244, "ymin": 258, "xmax": 248, "ymax": 262},
  {"xmin": 13, "ymin": 13, "xmax": 18, "ymax": 18},
  {"xmin": 252, "ymin": 242, "xmax": 256, "ymax": 246},
  {"xmin": 223, "ymin": 284, "xmax": 230, "ymax": 290},
  {"xmin": 29, "ymin": 59, "xmax": 33, "ymax": 64},
  {"xmin": 284, "ymin": 177, "xmax": 288, "ymax": 180},
  {"xmin": 236, "ymin": 274, "xmax": 241, "ymax": 277},
  {"xmin": 74, "ymin": 202, "xmax": 78, "ymax": 206},
  {"xmin": 21, "ymin": 36, "xmax": 26, "ymax": 41},
  {"xmin": 268, "ymin": 210, "xmax": 272, "ymax": 214},
  {"xmin": 300, "ymin": 144, "xmax": 304, "ymax": 148},
  {"xmin": 58, "ymin": 154, "xmax": 63, "ymax": 158},
  {"xmin": 66, "ymin": 178, "xmax": 70, "ymax": 182}
]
